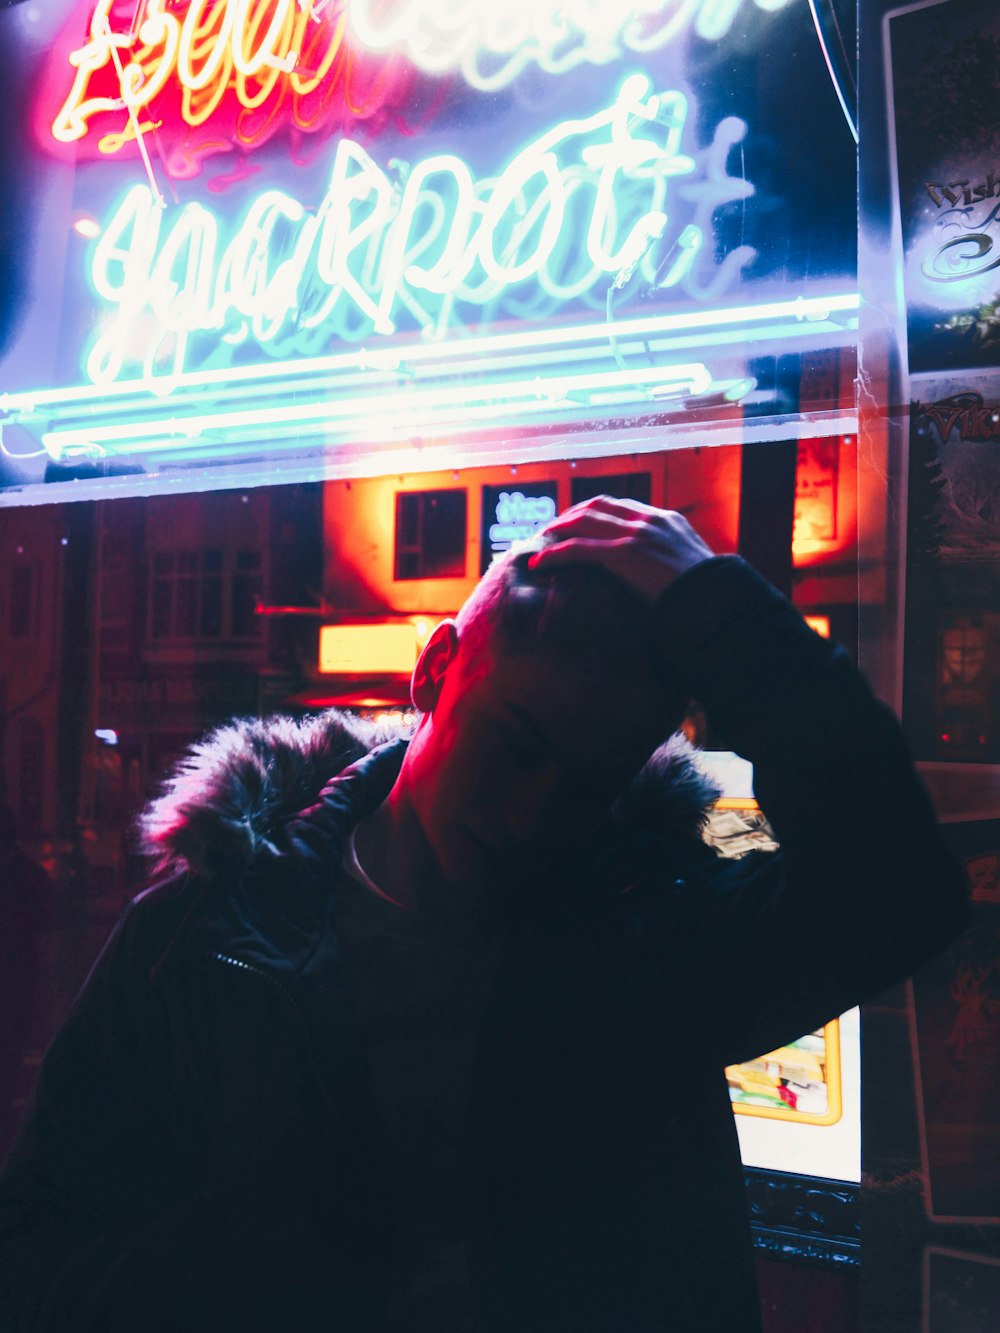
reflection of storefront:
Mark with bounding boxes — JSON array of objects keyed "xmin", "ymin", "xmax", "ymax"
[
  {"xmin": 97, "ymin": 670, "xmax": 261, "ymax": 782},
  {"xmin": 0, "ymin": 505, "xmax": 66, "ymax": 850},
  {"xmin": 306, "ymin": 435, "xmax": 857, "ymax": 700},
  {"xmin": 63, "ymin": 484, "xmax": 325, "ymax": 927}
]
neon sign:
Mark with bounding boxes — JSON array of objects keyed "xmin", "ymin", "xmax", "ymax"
[
  {"xmin": 346, "ymin": 0, "xmax": 794, "ymax": 92},
  {"xmin": 38, "ymin": 360, "xmax": 718, "ymax": 461},
  {"xmin": 41, "ymin": 0, "xmax": 424, "ymax": 171},
  {"xmin": 43, "ymin": 0, "xmax": 794, "ymax": 167},
  {"xmin": 2, "ymin": 291, "xmax": 858, "ymax": 465},
  {"xmin": 481, "ymin": 483, "xmax": 559, "ymax": 569},
  {"xmin": 86, "ymin": 74, "xmax": 754, "ymax": 386},
  {"xmin": 488, "ymin": 489, "xmax": 558, "ymax": 550}
]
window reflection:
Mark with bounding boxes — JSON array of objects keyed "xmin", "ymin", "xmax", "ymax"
[{"xmin": 0, "ymin": 439, "xmax": 860, "ymax": 1155}]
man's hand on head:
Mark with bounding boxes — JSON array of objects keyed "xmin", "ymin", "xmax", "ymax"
[{"xmin": 528, "ymin": 496, "xmax": 715, "ymax": 603}]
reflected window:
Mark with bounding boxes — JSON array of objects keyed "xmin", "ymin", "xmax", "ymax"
[
  {"xmin": 395, "ymin": 491, "xmax": 467, "ymax": 580},
  {"xmin": 18, "ymin": 719, "xmax": 44, "ymax": 832},
  {"xmin": 570, "ymin": 473, "xmax": 651, "ymax": 506},
  {"xmin": 148, "ymin": 549, "xmax": 262, "ymax": 641},
  {"xmin": 9, "ymin": 564, "xmax": 36, "ymax": 640},
  {"xmin": 232, "ymin": 552, "xmax": 263, "ymax": 639}
]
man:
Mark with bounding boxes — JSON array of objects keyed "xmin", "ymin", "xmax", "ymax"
[{"xmin": 0, "ymin": 497, "xmax": 968, "ymax": 1331}]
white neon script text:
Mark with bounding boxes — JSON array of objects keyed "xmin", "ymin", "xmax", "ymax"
[
  {"xmin": 346, "ymin": 0, "xmax": 793, "ymax": 90},
  {"xmin": 87, "ymin": 75, "xmax": 755, "ymax": 385}
]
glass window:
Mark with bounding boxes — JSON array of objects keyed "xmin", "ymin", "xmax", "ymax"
[
  {"xmin": 2, "ymin": 3, "xmax": 857, "ymax": 501},
  {"xmin": 231, "ymin": 551, "xmax": 263, "ymax": 639},
  {"xmin": 570, "ymin": 473, "xmax": 652, "ymax": 506},
  {"xmin": 18, "ymin": 718, "xmax": 44, "ymax": 832},
  {"xmin": 148, "ymin": 548, "xmax": 264, "ymax": 641},
  {"xmin": 394, "ymin": 491, "xmax": 467, "ymax": 580},
  {"xmin": 9, "ymin": 565, "xmax": 35, "ymax": 640}
]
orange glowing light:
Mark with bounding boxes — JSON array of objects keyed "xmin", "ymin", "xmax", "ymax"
[
  {"xmin": 319, "ymin": 622, "xmax": 419, "ymax": 674},
  {"xmin": 804, "ymin": 614, "xmax": 831, "ymax": 638},
  {"xmin": 792, "ymin": 437, "xmax": 840, "ymax": 562}
]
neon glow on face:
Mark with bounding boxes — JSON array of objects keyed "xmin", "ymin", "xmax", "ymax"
[
  {"xmin": 86, "ymin": 74, "xmax": 754, "ymax": 385},
  {"xmin": 345, "ymin": 0, "xmax": 794, "ymax": 91}
]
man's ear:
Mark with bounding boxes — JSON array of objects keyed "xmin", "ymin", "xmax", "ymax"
[{"xmin": 411, "ymin": 621, "xmax": 459, "ymax": 713}]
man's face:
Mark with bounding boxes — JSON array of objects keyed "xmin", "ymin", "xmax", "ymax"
[{"xmin": 403, "ymin": 629, "xmax": 672, "ymax": 894}]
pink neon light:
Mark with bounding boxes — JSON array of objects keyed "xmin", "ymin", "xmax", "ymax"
[{"xmin": 35, "ymin": 1, "xmax": 443, "ymax": 180}]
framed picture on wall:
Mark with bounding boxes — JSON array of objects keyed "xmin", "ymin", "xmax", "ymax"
[{"xmin": 909, "ymin": 819, "xmax": 1000, "ymax": 1223}]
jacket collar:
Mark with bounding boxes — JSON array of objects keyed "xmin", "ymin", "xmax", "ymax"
[{"xmin": 140, "ymin": 709, "xmax": 719, "ymax": 885}]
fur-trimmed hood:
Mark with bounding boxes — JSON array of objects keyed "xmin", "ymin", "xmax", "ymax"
[{"xmin": 140, "ymin": 709, "xmax": 719, "ymax": 876}]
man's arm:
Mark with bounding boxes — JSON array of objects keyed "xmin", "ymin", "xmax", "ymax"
[
  {"xmin": 0, "ymin": 887, "xmax": 218, "ymax": 1331},
  {"xmin": 532, "ymin": 497, "xmax": 970, "ymax": 1062}
]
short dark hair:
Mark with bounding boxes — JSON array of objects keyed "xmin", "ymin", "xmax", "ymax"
[{"xmin": 456, "ymin": 537, "xmax": 685, "ymax": 723}]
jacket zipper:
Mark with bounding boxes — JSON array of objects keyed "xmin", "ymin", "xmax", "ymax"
[
  {"xmin": 207, "ymin": 950, "xmax": 390, "ymax": 1296},
  {"xmin": 209, "ymin": 950, "xmax": 336, "ymax": 1104}
]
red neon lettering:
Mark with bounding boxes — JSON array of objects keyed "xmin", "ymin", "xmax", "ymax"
[{"xmin": 36, "ymin": 0, "xmax": 430, "ymax": 176}]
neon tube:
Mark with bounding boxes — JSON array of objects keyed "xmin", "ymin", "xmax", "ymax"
[
  {"xmin": 40, "ymin": 360, "xmax": 714, "ymax": 454},
  {"xmin": 79, "ymin": 75, "xmax": 759, "ymax": 386},
  {"xmin": 345, "ymin": 0, "xmax": 795, "ymax": 92},
  {"xmin": 1, "ymin": 291, "xmax": 859, "ymax": 417}
]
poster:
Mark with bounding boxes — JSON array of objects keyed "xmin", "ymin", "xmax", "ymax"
[
  {"xmin": 887, "ymin": 0, "xmax": 1000, "ymax": 377},
  {"xmin": 902, "ymin": 371, "xmax": 1000, "ymax": 761},
  {"xmin": 910, "ymin": 819, "xmax": 1000, "ymax": 1222}
]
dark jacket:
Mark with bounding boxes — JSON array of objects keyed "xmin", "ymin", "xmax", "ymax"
[{"xmin": 0, "ymin": 558, "xmax": 969, "ymax": 1332}]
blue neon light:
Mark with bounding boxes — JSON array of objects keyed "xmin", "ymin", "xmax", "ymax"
[{"xmin": 82, "ymin": 74, "xmax": 758, "ymax": 390}]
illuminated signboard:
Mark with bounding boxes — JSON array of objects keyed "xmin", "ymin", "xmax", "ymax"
[
  {"xmin": 39, "ymin": 0, "xmax": 423, "ymax": 170},
  {"xmin": 38, "ymin": 0, "xmax": 794, "ymax": 167},
  {"xmin": 85, "ymin": 71, "xmax": 752, "ymax": 386},
  {"xmin": 345, "ymin": 0, "xmax": 797, "ymax": 88},
  {"xmin": 1, "ymin": 0, "xmax": 858, "ymax": 493},
  {"xmin": 701, "ymin": 750, "xmax": 860, "ymax": 1182},
  {"xmin": 480, "ymin": 483, "xmax": 558, "ymax": 572}
]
